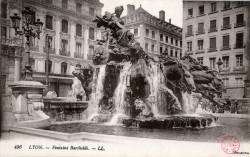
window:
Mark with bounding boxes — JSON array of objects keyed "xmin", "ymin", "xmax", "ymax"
[
  {"xmin": 209, "ymin": 57, "xmax": 216, "ymax": 69},
  {"xmin": 236, "ymin": 1, "xmax": 244, "ymax": 7},
  {"xmin": 222, "ymin": 78, "xmax": 229, "ymax": 87},
  {"xmin": 76, "ymin": 24, "xmax": 82, "ymax": 37},
  {"xmin": 175, "ymin": 40, "xmax": 178, "ymax": 46},
  {"xmin": 197, "ymin": 57, "xmax": 203, "ymax": 65},
  {"xmin": 236, "ymin": 54, "xmax": 243, "ymax": 67},
  {"xmin": 45, "ymin": 60, "xmax": 52, "ymax": 73},
  {"xmin": 151, "ymin": 44, "xmax": 154, "ymax": 52},
  {"xmin": 27, "ymin": 9, "xmax": 36, "ymax": 25},
  {"xmin": 89, "ymin": 27, "xmax": 95, "ymax": 40},
  {"xmin": 175, "ymin": 51, "xmax": 178, "ymax": 57},
  {"xmin": 1, "ymin": 26, "xmax": 7, "ymax": 39},
  {"xmin": 171, "ymin": 38, "xmax": 173, "ymax": 44},
  {"xmin": 209, "ymin": 20, "xmax": 217, "ymax": 32},
  {"xmin": 0, "ymin": 75, "xmax": 6, "ymax": 93},
  {"xmin": 1, "ymin": 2, "xmax": 7, "ymax": 18},
  {"xmin": 145, "ymin": 43, "xmax": 148, "ymax": 51},
  {"xmin": 146, "ymin": 29, "xmax": 149, "ymax": 37},
  {"xmin": 180, "ymin": 53, "xmax": 182, "ymax": 58},
  {"xmin": 197, "ymin": 22, "xmax": 204, "ymax": 34},
  {"xmin": 180, "ymin": 41, "xmax": 182, "ymax": 47},
  {"xmin": 209, "ymin": 37, "xmax": 216, "ymax": 50},
  {"xmin": 75, "ymin": 43, "xmax": 82, "ymax": 58},
  {"xmin": 45, "ymin": 0, "xmax": 52, "ymax": 4},
  {"xmin": 236, "ymin": 33, "xmax": 244, "ymax": 48},
  {"xmin": 236, "ymin": 14, "xmax": 244, "ymax": 27},
  {"xmin": 222, "ymin": 17, "xmax": 230, "ymax": 29},
  {"xmin": 160, "ymin": 46, "xmax": 163, "ymax": 54},
  {"xmin": 61, "ymin": 62, "xmax": 67, "ymax": 74},
  {"xmin": 76, "ymin": 3, "xmax": 82, "ymax": 13},
  {"xmin": 46, "ymin": 15, "xmax": 53, "ymax": 30},
  {"xmin": 235, "ymin": 78, "xmax": 243, "ymax": 86},
  {"xmin": 62, "ymin": 0, "xmax": 68, "ymax": 9},
  {"xmin": 187, "ymin": 41, "xmax": 192, "ymax": 52},
  {"xmin": 170, "ymin": 49, "xmax": 173, "ymax": 57},
  {"xmin": 222, "ymin": 35, "xmax": 230, "ymax": 49},
  {"xmin": 89, "ymin": 8, "xmax": 95, "ymax": 16},
  {"xmin": 188, "ymin": 8, "xmax": 193, "ymax": 17},
  {"xmin": 187, "ymin": 25, "xmax": 193, "ymax": 35},
  {"xmin": 199, "ymin": 6, "xmax": 204, "ymax": 15},
  {"xmin": 88, "ymin": 45, "xmax": 94, "ymax": 60},
  {"xmin": 152, "ymin": 31, "xmax": 155, "ymax": 39},
  {"xmin": 165, "ymin": 36, "xmax": 168, "ymax": 43},
  {"xmin": 222, "ymin": 56, "xmax": 229, "ymax": 68},
  {"xmin": 134, "ymin": 28, "xmax": 138, "ymax": 36},
  {"xmin": 160, "ymin": 34, "xmax": 163, "ymax": 41},
  {"xmin": 61, "ymin": 19, "xmax": 68, "ymax": 33},
  {"xmin": 60, "ymin": 39, "xmax": 68, "ymax": 56},
  {"xmin": 223, "ymin": 2, "xmax": 230, "ymax": 9},
  {"xmin": 45, "ymin": 35, "xmax": 53, "ymax": 50},
  {"xmin": 211, "ymin": 2, "xmax": 217, "ymax": 13},
  {"xmin": 198, "ymin": 39, "xmax": 204, "ymax": 50},
  {"xmin": 164, "ymin": 48, "xmax": 168, "ymax": 55}
]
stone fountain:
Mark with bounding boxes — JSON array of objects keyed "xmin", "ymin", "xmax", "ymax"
[{"xmin": 73, "ymin": 6, "xmax": 224, "ymax": 128}]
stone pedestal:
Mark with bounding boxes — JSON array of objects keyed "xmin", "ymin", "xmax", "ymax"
[{"xmin": 9, "ymin": 81, "xmax": 47, "ymax": 122}]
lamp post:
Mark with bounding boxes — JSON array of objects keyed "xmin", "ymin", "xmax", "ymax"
[{"xmin": 10, "ymin": 7, "xmax": 43, "ymax": 81}]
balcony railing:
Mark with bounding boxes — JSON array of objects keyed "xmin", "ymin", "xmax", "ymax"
[
  {"xmin": 234, "ymin": 43, "xmax": 245, "ymax": 49},
  {"xmin": 59, "ymin": 49, "xmax": 70, "ymax": 56},
  {"xmin": 220, "ymin": 67, "xmax": 230, "ymax": 72},
  {"xmin": 196, "ymin": 30, "xmax": 205, "ymax": 35},
  {"xmin": 221, "ymin": 7, "xmax": 232, "ymax": 11},
  {"xmin": 1, "ymin": 37, "xmax": 22, "ymax": 46},
  {"xmin": 233, "ymin": 66, "xmax": 245, "ymax": 72},
  {"xmin": 185, "ymin": 32, "xmax": 193, "ymax": 37},
  {"xmin": 195, "ymin": 49, "xmax": 205, "ymax": 54},
  {"xmin": 234, "ymin": 21, "xmax": 246, "ymax": 28},
  {"xmin": 208, "ymin": 27, "xmax": 217, "ymax": 33},
  {"xmin": 220, "ymin": 46, "xmax": 231, "ymax": 51},
  {"xmin": 29, "ymin": 45, "xmax": 39, "ymax": 51},
  {"xmin": 74, "ymin": 52, "xmax": 84, "ymax": 58},
  {"xmin": 208, "ymin": 48, "xmax": 217, "ymax": 52},
  {"xmin": 221, "ymin": 24, "xmax": 231, "ymax": 30},
  {"xmin": 43, "ymin": 47, "xmax": 56, "ymax": 54}
]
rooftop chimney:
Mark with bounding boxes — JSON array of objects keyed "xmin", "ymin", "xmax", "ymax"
[
  {"xmin": 127, "ymin": 4, "xmax": 135, "ymax": 16},
  {"xmin": 169, "ymin": 18, "xmax": 171, "ymax": 24},
  {"xmin": 159, "ymin": 10, "xmax": 165, "ymax": 21}
]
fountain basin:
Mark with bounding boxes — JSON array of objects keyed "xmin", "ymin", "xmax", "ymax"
[
  {"xmin": 43, "ymin": 97, "xmax": 88, "ymax": 121},
  {"xmin": 122, "ymin": 114, "xmax": 217, "ymax": 129}
]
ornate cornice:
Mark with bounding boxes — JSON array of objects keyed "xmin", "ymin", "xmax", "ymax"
[{"xmin": 24, "ymin": 0, "xmax": 95, "ymax": 23}]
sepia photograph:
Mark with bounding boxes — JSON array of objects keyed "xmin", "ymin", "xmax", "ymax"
[{"xmin": 0, "ymin": 0, "xmax": 249, "ymax": 156}]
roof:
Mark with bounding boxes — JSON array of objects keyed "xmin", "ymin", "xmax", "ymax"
[{"xmin": 123, "ymin": 6, "xmax": 182, "ymax": 36}]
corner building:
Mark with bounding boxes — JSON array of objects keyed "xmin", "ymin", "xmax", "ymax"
[
  {"xmin": 122, "ymin": 5, "xmax": 182, "ymax": 58},
  {"xmin": 183, "ymin": 1, "xmax": 250, "ymax": 98}
]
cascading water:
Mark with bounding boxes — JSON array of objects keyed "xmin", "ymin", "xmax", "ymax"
[
  {"xmin": 146, "ymin": 62, "xmax": 182, "ymax": 116},
  {"xmin": 107, "ymin": 62, "xmax": 132, "ymax": 125},
  {"xmin": 182, "ymin": 92, "xmax": 194, "ymax": 114},
  {"xmin": 146, "ymin": 62, "xmax": 160, "ymax": 116},
  {"xmin": 87, "ymin": 65, "xmax": 106, "ymax": 121}
]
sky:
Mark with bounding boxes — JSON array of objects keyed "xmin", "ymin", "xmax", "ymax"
[{"xmin": 100, "ymin": 0, "xmax": 183, "ymax": 27}]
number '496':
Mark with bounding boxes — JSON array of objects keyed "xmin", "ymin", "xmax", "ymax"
[{"xmin": 14, "ymin": 145, "xmax": 22, "ymax": 149}]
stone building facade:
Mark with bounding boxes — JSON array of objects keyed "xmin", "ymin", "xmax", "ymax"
[
  {"xmin": 0, "ymin": 0, "xmax": 103, "ymax": 107},
  {"xmin": 122, "ymin": 5, "xmax": 182, "ymax": 58},
  {"xmin": 182, "ymin": 1, "xmax": 250, "ymax": 98}
]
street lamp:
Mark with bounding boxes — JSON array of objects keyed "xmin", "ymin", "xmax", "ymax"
[{"xmin": 10, "ymin": 7, "xmax": 43, "ymax": 81}]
